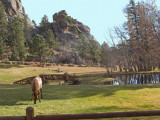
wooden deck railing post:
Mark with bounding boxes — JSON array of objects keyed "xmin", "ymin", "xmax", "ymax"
[{"xmin": 26, "ymin": 107, "xmax": 34, "ymax": 120}]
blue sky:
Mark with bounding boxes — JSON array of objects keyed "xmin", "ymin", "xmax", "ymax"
[{"xmin": 22, "ymin": 0, "xmax": 160, "ymax": 45}]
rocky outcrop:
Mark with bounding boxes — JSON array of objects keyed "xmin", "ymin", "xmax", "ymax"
[
  {"xmin": 1, "ymin": 0, "xmax": 25, "ymax": 18},
  {"xmin": 52, "ymin": 10, "xmax": 96, "ymax": 42},
  {"xmin": 38, "ymin": 10, "xmax": 99, "ymax": 64},
  {"xmin": 1, "ymin": 0, "xmax": 34, "ymax": 27},
  {"xmin": 49, "ymin": 10, "xmax": 99, "ymax": 64}
]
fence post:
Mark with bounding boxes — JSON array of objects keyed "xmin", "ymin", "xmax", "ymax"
[{"xmin": 26, "ymin": 107, "xmax": 34, "ymax": 120}]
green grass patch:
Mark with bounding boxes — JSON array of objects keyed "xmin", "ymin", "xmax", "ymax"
[
  {"xmin": 0, "ymin": 84, "xmax": 160, "ymax": 119},
  {"xmin": 80, "ymin": 77, "xmax": 114, "ymax": 84},
  {"xmin": 1, "ymin": 64, "xmax": 160, "ymax": 119}
]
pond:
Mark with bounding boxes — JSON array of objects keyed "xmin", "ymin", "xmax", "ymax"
[{"xmin": 105, "ymin": 73, "xmax": 160, "ymax": 85}]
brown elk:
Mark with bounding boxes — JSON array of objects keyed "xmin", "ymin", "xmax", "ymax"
[{"xmin": 31, "ymin": 76, "xmax": 42, "ymax": 104}]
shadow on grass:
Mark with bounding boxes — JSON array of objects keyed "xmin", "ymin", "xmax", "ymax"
[
  {"xmin": 43, "ymin": 84, "xmax": 160, "ymax": 101},
  {"xmin": 75, "ymin": 106, "xmax": 135, "ymax": 113},
  {"xmin": 0, "ymin": 84, "xmax": 160, "ymax": 106},
  {"xmin": 0, "ymin": 84, "xmax": 31, "ymax": 106}
]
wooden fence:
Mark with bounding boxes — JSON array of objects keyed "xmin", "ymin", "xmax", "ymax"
[
  {"xmin": 13, "ymin": 73, "xmax": 80, "ymax": 85},
  {"xmin": 13, "ymin": 71, "xmax": 111, "ymax": 85},
  {"xmin": 1, "ymin": 107, "xmax": 160, "ymax": 120}
]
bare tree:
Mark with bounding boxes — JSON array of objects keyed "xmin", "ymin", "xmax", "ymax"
[{"xmin": 104, "ymin": 0, "xmax": 160, "ymax": 72}]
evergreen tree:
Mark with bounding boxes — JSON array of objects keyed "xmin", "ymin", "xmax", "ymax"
[
  {"xmin": 100, "ymin": 42, "xmax": 111, "ymax": 66},
  {"xmin": 73, "ymin": 27, "xmax": 78, "ymax": 35},
  {"xmin": 41, "ymin": 15, "xmax": 49, "ymax": 24},
  {"xmin": 23, "ymin": 15, "xmax": 30, "ymax": 47},
  {"xmin": 46, "ymin": 29, "xmax": 58, "ymax": 49},
  {"xmin": 0, "ymin": 36, "xmax": 6, "ymax": 60},
  {"xmin": 32, "ymin": 20, "xmax": 37, "ymax": 26},
  {"xmin": 77, "ymin": 33, "xmax": 89, "ymax": 60},
  {"xmin": 0, "ymin": 1, "xmax": 7, "ymax": 60},
  {"xmin": 39, "ymin": 15, "xmax": 49, "ymax": 34},
  {"xmin": 8, "ymin": 17, "xmax": 26, "ymax": 61},
  {"xmin": 30, "ymin": 34, "xmax": 52, "ymax": 63},
  {"xmin": 89, "ymin": 40, "xmax": 101, "ymax": 63}
]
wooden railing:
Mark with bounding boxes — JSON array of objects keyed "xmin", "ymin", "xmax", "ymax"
[
  {"xmin": 1, "ymin": 107, "xmax": 160, "ymax": 120},
  {"xmin": 13, "ymin": 73, "xmax": 80, "ymax": 85}
]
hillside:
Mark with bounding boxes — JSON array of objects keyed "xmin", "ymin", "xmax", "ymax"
[
  {"xmin": 41, "ymin": 10, "xmax": 100, "ymax": 64},
  {"xmin": 0, "ymin": 0, "xmax": 100, "ymax": 65}
]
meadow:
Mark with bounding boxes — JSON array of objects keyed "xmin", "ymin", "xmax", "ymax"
[
  {"xmin": 0, "ymin": 64, "xmax": 160, "ymax": 120},
  {"xmin": 0, "ymin": 63, "xmax": 107, "ymax": 84}
]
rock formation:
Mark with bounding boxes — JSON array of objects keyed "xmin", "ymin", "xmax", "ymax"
[
  {"xmin": 52, "ymin": 10, "xmax": 96, "ymax": 42},
  {"xmin": 49, "ymin": 10, "xmax": 99, "ymax": 64},
  {"xmin": 0, "ymin": 0, "xmax": 34, "ymax": 27},
  {"xmin": 1, "ymin": 0, "xmax": 24, "ymax": 18}
]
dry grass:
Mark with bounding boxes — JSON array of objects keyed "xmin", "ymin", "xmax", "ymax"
[
  {"xmin": 0, "ymin": 64, "xmax": 107, "ymax": 84},
  {"xmin": 51, "ymin": 65, "xmax": 106, "ymax": 73}
]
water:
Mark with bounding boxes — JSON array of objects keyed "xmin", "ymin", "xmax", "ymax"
[{"xmin": 105, "ymin": 73, "xmax": 160, "ymax": 85}]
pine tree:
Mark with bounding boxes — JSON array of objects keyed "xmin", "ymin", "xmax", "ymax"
[
  {"xmin": 89, "ymin": 40, "xmax": 101, "ymax": 63},
  {"xmin": 32, "ymin": 20, "xmax": 37, "ymax": 26},
  {"xmin": 41, "ymin": 15, "xmax": 49, "ymax": 24},
  {"xmin": 39, "ymin": 15, "xmax": 49, "ymax": 34},
  {"xmin": 0, "ymin": 1, "xmax": 7, "ymax": 60},
  {"xmin": 46, "ymin": 29, "xmax": 58, "ymax": 49},
  {"xmin": 77, "ymin": 33, "xmax": 89, "ymax": 60},
  {"xmin": 30, "ymin": 34, "xmax": 52, "ymax": 63},
  {"xmin": 73, "ymin": 27, "xmax": 78, "ymax": 35},
  {"xmin": 23, "ymin": 15, "xmax": 30, "ymax": 47},
  {"xmin": 101, "ymin": 42, "xmax": 110, "ymax": 65},
  {"xmin": 0, "ymin": 36, "xmax": 6, "ymax": 59},
  {"xmin": 8, "ymin": 17, "xmax": 26, "ymax": 61}
]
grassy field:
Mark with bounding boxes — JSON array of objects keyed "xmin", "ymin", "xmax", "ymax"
[
  {"xmin": 1, "ymin": 84, "xmax": 160, "ymax": 120},
  {"xmin": 0, "ymin": 64, "xmax": 107, "ymax": 84},
  {"xmin": 1, "ymin": 64, "xmax": 160, "ymax": 120}
]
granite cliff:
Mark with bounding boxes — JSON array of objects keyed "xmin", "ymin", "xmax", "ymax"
[{"xmin": 0, "ymin": 0, "xmax": 34, "ymax": 26}]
